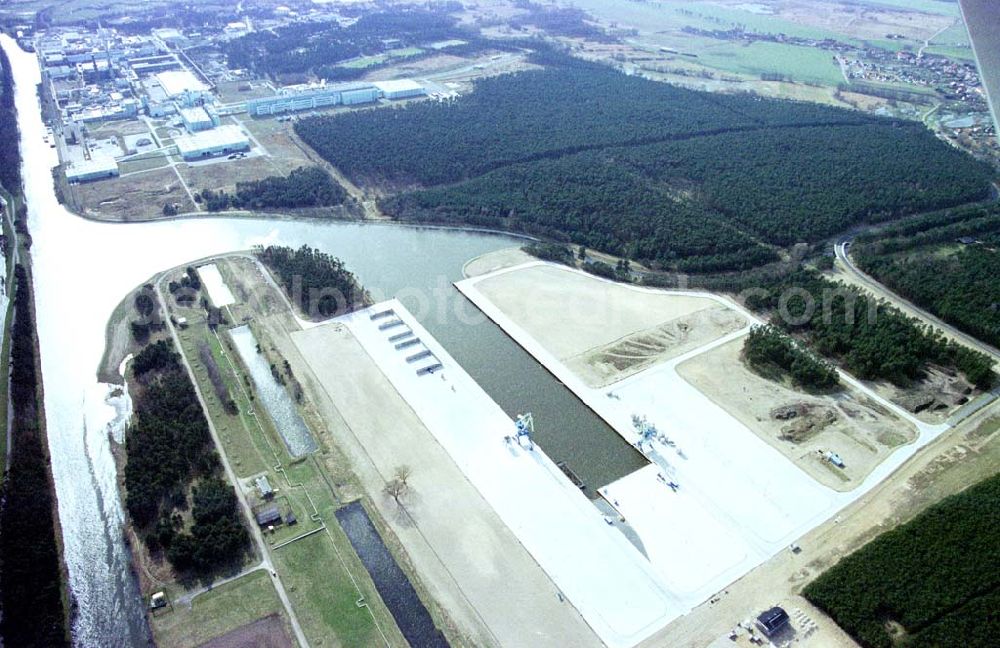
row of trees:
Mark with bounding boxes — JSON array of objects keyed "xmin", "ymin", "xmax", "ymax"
[
  {"xmin": 743, "ymin": 324, "xmax": 840, "ymax": 390},
  {"xmin": 124, "ymin": 340, "xmax": 250, "ymax": 576},
  {"xmin": 199, "ymin": 166, "xmax": 347, "ymax": 212},
  {"xmin": 745, "ymin": 270, "xmax": 995, "ymax": 389},
  {"xmin": 0, "ymin": 266, "xmax": 70, "ymax": 647},
  {"xmin": 804, "ymin": 473, "xmax": 1000, "ymax": 648},
  {"xmin": 0, "ymin": 48, "xmax": 21, "ymax": 193},
  {"xmin": 254, "ymin": 244, "xmax": 370, "ymax": 319}
]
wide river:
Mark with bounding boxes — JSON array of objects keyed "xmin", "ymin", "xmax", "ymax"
[{"xmin": 1, "ymin": 36, "xmax": 645, "ymax": 646}]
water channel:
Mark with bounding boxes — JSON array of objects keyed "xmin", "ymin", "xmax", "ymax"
[
  {"xmin": 229, "ymin": 324, "xmax": 317, "ymax": 457},
  {"xmin": 335, "ymin": 502, "xmax": 449, "ymax": 648},
  {"xmin": 2, "ymin": 35, "xmax": 645, "ymax": 646}
]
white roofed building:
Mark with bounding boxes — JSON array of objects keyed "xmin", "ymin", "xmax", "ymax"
[
  {"xmin": 374, "ymin": 79, "xmax": 426, "ymax": 100},
  {"xmin": 180, "ymin": 106, "xmax": 215, "ymax": 132},
  {"xmin": 175, "ymin": 125, "xmax": 249, "ymax": 160},
  {"xmin": 66, "ymin": 156, "xmax": 119, "ymax": 183}
]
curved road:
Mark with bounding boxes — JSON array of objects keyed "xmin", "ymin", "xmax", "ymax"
[{"xmin": 834, "ymin": 238, "xmax": 1000, "ymax": 364}]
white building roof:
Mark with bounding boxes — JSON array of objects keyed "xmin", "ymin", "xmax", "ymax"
[
  {"xmin": 179, "ymin": 105, "xmax": 211, "ymax": 123},
  {"xmin": 373, "ymin": 79, "xmax": 424, "ymax": 94},
  {"xmin": 175, "ymin": 125, "xmax": 248, "ymax": 156},
  {"xmin": 156, "ymin": 69, "xmax": 208, "ymax": 97},
  {"xmin": 66, "ymin": 155, "xmax": 118, "ymax": 179}
]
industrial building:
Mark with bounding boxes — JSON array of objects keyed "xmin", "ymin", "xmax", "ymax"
[
  {"xmin": 374, "ymin": 79, "xmax": 426, "ymax": 100},
  {"xmin": 174, "ymin": 124, "xmax": 250, "ymax": 160},
  {"xmin": 179, "ymin": 105, "xmax": 216, "ymax": 132},
  {"xmin": 65, "ymin": 156, "xmax": 119, "ymax": 183},
  {"xmin": 342, "ymin": 85, "xmax": 379, "ymax": 105},
  {"xmin": 755, "ymin": 607, "xmax": 790, "ymax": 637},
  {"xmin": 128, "ymin": 54, "xmax": 181, "ymax": 75},
  {"xmin": 157, "ymin": 69, "xmax": 209, "ymax": 97},
  {"xmin": 246, "ymin": 81, "xmax": 381, "ymax": 116}
]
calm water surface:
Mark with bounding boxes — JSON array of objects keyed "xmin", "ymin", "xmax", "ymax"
[{"xmin": 2, "ymin": 35, "xmax": 644, "ymax": 647}]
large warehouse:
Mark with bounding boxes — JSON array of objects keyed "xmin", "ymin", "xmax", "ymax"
[
  {"xmin": 374, "ymin": 79, "xmax": 426, "ymax": 100},
  {"xmin": 66, "ymin": 156, "xmax": 119, "ymax": 182},
  {"xmin": 246, "ymin": 82, "xmax": 379, "ymax": 116},
  {"xmin": 174, "ymin": 124, "xmax": 249, "ymax": 160},
  {"xmin": 180, "ymin": 106, "xmax": 216, "ymax": 132}
]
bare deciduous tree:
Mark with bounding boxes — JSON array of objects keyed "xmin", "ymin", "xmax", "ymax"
[{"xmin": 384, "ymin": 465, "xmax": 412, "ymax": 504}]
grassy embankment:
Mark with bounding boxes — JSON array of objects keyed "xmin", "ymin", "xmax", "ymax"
[{"xmin": 151, "ymin": 258, "xmax": 412, "ymax": 647}]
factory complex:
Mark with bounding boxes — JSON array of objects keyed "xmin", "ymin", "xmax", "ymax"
[
  {"xmin": 246, "ymin": 78, "xmax": 427, "ymax": 116},
  {"xmin": 33, "ymin": 25, "xmax": 432, "ymax": 185}
]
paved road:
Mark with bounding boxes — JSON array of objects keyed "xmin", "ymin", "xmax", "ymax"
[
  {"xmin": 834, "ymin": 238, "xmax": 1000, "ymax": 364},
  {"xmin": 154, "ymin": 277, "xmax": 311, "ymax": 648}
]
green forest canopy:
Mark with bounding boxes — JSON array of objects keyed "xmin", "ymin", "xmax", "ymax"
[
  {"xmin": 745, "ymin": 270, "xmax": 995, "ymax": 388},
  {"xmin": 254, "ymin": 244, "xmax": 370, "ymax": 319},
  {"xmin": 804, "ymin": 472, "xmax": 1000, "ymax": 648},
  {"xmin": 295, "ymin": 54, "xmax": 994, "ymax": 273},
  {"xmin": 853, "ymin": 202, "xmax": 1000, "ymax": 351},
  {"xmin": 124, "ymin": 339, "xmax": 250, "ymax": 576}
]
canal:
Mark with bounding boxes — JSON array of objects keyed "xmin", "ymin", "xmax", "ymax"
[{"xmin": 2, "ymin": 35, "xmax": 645, "ymax": 647}]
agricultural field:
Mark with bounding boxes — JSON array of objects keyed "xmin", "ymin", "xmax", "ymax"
[
  {"xmin": 694, "ymin": 40, "xmax": 845, "ymax": 86},
  {"xmin": 804, "ymin": 472, "xmax": 1000, "ymax": 648}
]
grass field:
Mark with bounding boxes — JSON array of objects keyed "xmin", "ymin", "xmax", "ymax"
[
  {"xmin": 175, "ymin": 319, "xmax": 271, "ymax": 477},
  {"xmin": 70, "ymin": 166, "xmax": 195, "ymax": 220},
  {"xmin": 270, "ymin": 531, "xmax": 384, "ymax": 648},
  {"xmin": 340, "ymin": 47, "xmax": 425, "ymax": 69},
  {"xmin": 119, "ymin": 154, "xmax": 169, "ymax": 175},
  {"xmin": 698, "ymin": 40, "xmax": 844, "ymax": 85},
  {"xmin": 861, "ymin": 0, "xmax": 960, "ymax": 17},
  {"xmin": 151, "ymin": 569, "xmax": 291, "ymax": 648}
]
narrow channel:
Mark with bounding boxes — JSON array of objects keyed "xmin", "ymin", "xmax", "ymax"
[{"xmin": 230, "ymin": 323, "xmax": 317, "ymax": 457}]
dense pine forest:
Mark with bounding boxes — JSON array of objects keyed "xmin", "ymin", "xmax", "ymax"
[
  {"xmin": 805, "ymin": 473, "xmax": 1000, "ymax": 648},
  {"xmin": 852, "ymin": 203, "xmax": 1000, "ymax": 351},
  {"xmin": 295, "ymin": 53, "xmax": 994, "ymax": 273},
  {"xmin": 0, "ymin": 266, "xmax": 70, "ymax": 647},
  {"xmin": 745, "ymin": 270, "xmax": 995, "ymax": 389},
  {"xmin": 199, "ymin": 166, "xmax": 347, "ymax": 212},
  {"xmin": 0, "ymin": 48, "xmax": 20, "ymax": 193},
  {"xmin": 124, "ymin": 339, "xmax": 250, "ymax": 576},
  {"xmin": 743, "ymin": 324, "xmax": 840, "ymax": 391},
  {"xmin": 254, "ymin": 244, "xmax": 370, "ymax": 319}
]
